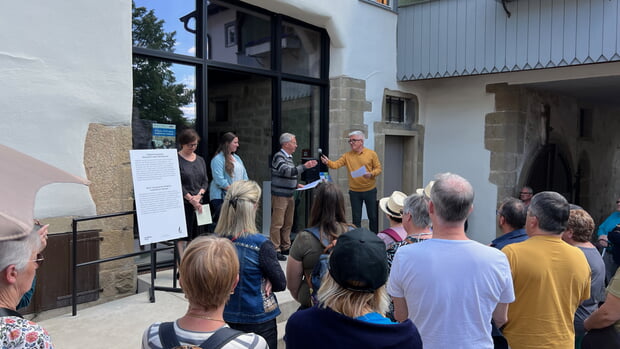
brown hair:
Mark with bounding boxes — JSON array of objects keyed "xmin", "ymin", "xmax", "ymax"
[
  {"xmin": 178, "ymin": 128, "xmax": 200, "ymax": 147},
  {"xmin": 180, "ymin": 235, "xmax": 239, "ymax": 310},
  {"xmin": 567, "ymin": 209, "xmax": 595, "ymax": 243},
  {"xmin": 309, "ymin": 182, "xmax": 353, "ymax": 242},
  {"xmin": 215, "ymin": 132, "xmax": 237, "ymax": 176}
]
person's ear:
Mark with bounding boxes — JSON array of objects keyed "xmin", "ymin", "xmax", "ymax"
[
  {"xmin": 2, "ymin": 265, "xmax": 18, "ymax": 285},
  {"xmin": 499, "ymin": 215, "xmax": 506, "ymax": 226},
  {"xmin": 231, "ymin": 274, "xmax": 240, "ymax": 293}
]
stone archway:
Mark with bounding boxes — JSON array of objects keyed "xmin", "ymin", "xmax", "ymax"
[{"xmin": 522, "ymin": 144, "xmax": 573, "ymax": 201}]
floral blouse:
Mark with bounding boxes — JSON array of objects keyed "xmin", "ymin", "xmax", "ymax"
[
  {"xmin": 386, "ymin": 234, "xmax": 431, "ymax": 270},
  {"xmin": 1, "ymin": 316, "xmax": 53, "ymax": 348}
]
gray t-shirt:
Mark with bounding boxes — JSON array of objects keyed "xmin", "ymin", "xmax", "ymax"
[{"xmin": 574, "ymin": 246, "xmax": 606, "ymax": 337}]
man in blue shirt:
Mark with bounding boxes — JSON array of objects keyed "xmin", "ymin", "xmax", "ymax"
[
  {"xmin": 491, "ymin": 197, "xmax": 528, "ymax": 250},
  {"xmin": 490, "ymin": 197, "xmax": 528, "ymax": 349}
]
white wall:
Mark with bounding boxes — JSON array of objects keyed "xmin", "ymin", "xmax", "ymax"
[{"xmin": 0, "ymin": 0, "xmax": 132, "ymax": 218}]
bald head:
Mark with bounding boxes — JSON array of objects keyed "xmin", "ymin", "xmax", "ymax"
[{"xmin": 430, "ymin": 173, "xmax": 474, "ymax": 223}]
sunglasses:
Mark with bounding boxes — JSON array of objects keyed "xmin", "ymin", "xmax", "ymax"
[{"xmin": 32, "ymin": 253, "xmax": 44, "ymax": 267}]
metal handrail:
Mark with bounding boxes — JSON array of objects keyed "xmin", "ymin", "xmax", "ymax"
[{"xmin": 71, "ymin": 211, "xmax": 180, "ymax": 316}]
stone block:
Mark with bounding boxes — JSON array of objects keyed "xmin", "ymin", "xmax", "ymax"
[
  {"xmin": 488, "ymin": 171, "xmax": 517, "ymax": 187},
  {"xmin": 490, "ymin": 152, "xmax": 519, "ymax": 172},
  {"xmin": 115, "ymin": 268, "xmax": 136, "ymax": 294},
  {"xmin": 492, "ymin": 85, "xmax": 523, "ymax": 112}
]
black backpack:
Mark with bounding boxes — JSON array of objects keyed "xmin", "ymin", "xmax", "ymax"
[{"xmin": 158, "ymin": 322, "xmax": 243, "ymax": 349}]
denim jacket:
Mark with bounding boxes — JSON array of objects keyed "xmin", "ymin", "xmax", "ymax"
[
  {"xmin": 209, "ymin": 152, "xmax": 248, "ymax": 201},
  {"xmin": 224, "ymin": 234, "xmax": 281, "ymax": 324}
]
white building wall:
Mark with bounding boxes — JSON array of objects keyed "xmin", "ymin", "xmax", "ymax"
[{"xmin": 0, "ymin": 0, "xmax": 132, "ymax": 218}]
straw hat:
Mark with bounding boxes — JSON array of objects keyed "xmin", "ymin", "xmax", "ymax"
[
  {"xmin": 415, "ymin": 180, "xmax": 436, "ymax": 198},
  {"xmin": 379, "ymin": 191, "xmax": 407, "ymax": 218}
]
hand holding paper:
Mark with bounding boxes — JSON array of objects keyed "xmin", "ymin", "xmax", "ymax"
[{"xmin": 351, "ymin": 166, "xmax": 369, "ymax": 178}]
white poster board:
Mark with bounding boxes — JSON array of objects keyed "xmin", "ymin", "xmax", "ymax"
[{"xmin": 130, "ymin": 149, "xmax": 187, "ymax": 245}]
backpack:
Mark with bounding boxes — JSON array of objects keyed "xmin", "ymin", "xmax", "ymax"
[
  {"xmin": 381, "ymin": 228, "xmax": 403, "ymax": 243},
  {"xmin": 304, "ymin": 226, "xmax": 351, "ymax": 305},
  {"xmin": 158, "ymin": 322, "xmax": 243, "ymax": 349}
]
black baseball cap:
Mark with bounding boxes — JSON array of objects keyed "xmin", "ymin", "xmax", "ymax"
[{"xmin": 328, "ymin": 227, "xmax": 388, "ymax": 293}]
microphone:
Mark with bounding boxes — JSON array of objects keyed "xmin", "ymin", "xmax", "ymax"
[{"xmin": 318, "ymin": 148, "xmax": 323, "ymax": 158}]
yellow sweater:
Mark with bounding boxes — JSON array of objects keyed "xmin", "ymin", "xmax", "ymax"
[{"xmin": 326, "ymin": 148, "xmax": 382, "ymax": 192}]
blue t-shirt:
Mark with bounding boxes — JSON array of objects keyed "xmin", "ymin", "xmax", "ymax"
[{"xmin": 355, "ymin": 312, "xmax": 396, "ymax": 324}]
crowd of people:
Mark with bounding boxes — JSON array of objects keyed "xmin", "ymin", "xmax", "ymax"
[{"xmin": 4, "ymin": 129, "xmax": 620, "ymax": 349}]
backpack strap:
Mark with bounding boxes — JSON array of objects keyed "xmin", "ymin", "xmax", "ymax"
[
  {"xmin": 381, "ymin": 228, "xmax": 403, "ymax": 243},
  {"xmin": 199, "ymin": 327, "xmax": 244, "ymax": 349},
  {"xmin": 305, "ymin": 226, "xmax": 331, "ymax": 247},
  {"xmin": 158, "ymin": 322, "xmax": 181, "ymax": 349}
]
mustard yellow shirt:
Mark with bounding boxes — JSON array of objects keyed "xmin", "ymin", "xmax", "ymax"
[
  {"xmin": 326, "ymin": 148, "xmax": 382, "ymax": 192},
  {"xmin": 502, "ymin": 235, "xmax": 591, "ymax": 349}
]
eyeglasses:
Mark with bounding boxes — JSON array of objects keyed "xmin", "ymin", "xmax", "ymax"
[
  {"xmin": 348, "ymin": 139, "xmax": 363, "ymax": 144},
  {"xmin": 616, "ymin": 200, "xmax": 620, "ymax": 204},
  {"xmin": 187, "ymin": 143, "xmax": 198, "ymax": 148},
  {"xmin": 519, "ymin": 192, "xmax": 532, "ymax": 195},
  {"xmin": 496, "ymin": 209, "xmax": 502, "ymax": 216},
  {"xmin": 32, "ymin": 253, "xmax": 44, "ymax": 267}
]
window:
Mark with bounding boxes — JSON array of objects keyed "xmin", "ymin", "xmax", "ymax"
[
  {"xmin": 360, "ymin": 0, "xmax": 397, "ymax": 11},
  {"xmin": 383, "ymin": 90, "xmax": 418, "ymax": 125},
  {"xmin": 386, "ymin": 96, "xmax": 406, "ymax": 123}
]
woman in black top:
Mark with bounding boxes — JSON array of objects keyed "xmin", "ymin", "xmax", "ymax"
[{"xmin": 177, "ymin": 128, "xmax": 208, "ymax": 257}]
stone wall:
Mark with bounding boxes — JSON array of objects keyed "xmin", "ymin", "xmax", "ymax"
[
  {"xmin": 83, "ymin": 124, "xmax": 136, "ymax": 298},
  {"xmin": 328, "ymin": 76, "xmax": 371, "ymax": 225},
  {"xmin": 486, "ymin": 83, "xmax": 620, "ymax": 235}
]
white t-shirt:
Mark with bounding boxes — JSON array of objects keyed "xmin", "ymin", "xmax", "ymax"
[
  {"xmin": 142, "ymin": 321, "xmax": 268, "ymax": 349},
  {"xmin": 387, "ymin": 238, "xmax": 515, "ymax": 349}
]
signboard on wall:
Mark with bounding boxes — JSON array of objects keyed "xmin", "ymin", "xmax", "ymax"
[
  {"xmin": 152, "ymin": 123, "xmax": 176, "ymax": 149},
  {"xmin": 130, "ymin": 149, "xmax": 187, "ymax": 245}
]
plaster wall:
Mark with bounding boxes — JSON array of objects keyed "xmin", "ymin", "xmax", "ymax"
[{"xmin": 0, "ymin": 0, "xmax": 132, "ymax": 219}]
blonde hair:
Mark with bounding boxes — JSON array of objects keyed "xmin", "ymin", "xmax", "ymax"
[
  {"xmin": 180, "ymin": 235, "xmax": 239, "ymax": 310},
  {"xmin": 317, "ymin": 273, "xmax": 390, "ymax": 318},
  {"xmin": 567, "ymin": 209, "xmax": 595, "ymax": 242},
  {"xmin": 215, "ymin": 180, "xmax": 261, "ymax": 238}
]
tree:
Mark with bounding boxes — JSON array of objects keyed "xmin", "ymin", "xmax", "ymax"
[{"xmin": 132, "ymin": 2, "xmax": 194, "ymax": 128}]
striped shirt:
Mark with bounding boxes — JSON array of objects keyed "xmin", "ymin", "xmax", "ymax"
[{"xmin": 141, "ymin": 321, "xmax": 268, "ymax": 349}]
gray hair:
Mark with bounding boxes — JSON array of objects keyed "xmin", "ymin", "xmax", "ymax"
[
  {"xmin": 348, "ymin": 131, "xmax": 365, "ymax": 139},
  {"xmin": 430, "ymin": 172, "xmax": 474, "ymax": 222},
  {"xmin": 403, "ymin": 193, "xmax": 431, "ymax": 228},
  {"xmin": 0, "ymin": 229, "xmax": 41, "ymax": 272},
  {"xmin": 528, "ymin": 191, "xmax": 569, "ymax": 234},
  {"xmin": 279, "ymin": 133, "xmax": 295, "ymax": 145}
]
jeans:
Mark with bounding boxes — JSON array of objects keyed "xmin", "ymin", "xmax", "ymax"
[
  {"xmin": 228, "ymin": 318, "xmax": 277, "ymax": 349},
  {"xmin": 349, "ymin": 188, "xmax": 378, "ymax": 233}
]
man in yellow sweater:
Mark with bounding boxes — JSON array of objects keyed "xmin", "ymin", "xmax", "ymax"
[
  {"xmin": 502, "ymin": 191, "xmax": 591, "ymax": 349},
  {"xmin": 320, "ymin": 131, "xmax": 382, "ymax": 233}
]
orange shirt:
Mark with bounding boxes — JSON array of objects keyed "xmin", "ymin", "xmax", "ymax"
[{"xmin": 326, "ymin": 148, "xmax": 382, "ymax": 192}]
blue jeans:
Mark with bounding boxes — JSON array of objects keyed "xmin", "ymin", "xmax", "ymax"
[
  {"xmin": 228, "ymin": 318, "xmax": 277, "ymax": 349},
  {"xmin": 349, "ymin": 188, "xmax": 378, "ymax": 233}
]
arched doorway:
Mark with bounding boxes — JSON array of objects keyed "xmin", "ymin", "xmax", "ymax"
[{"xmin": 524, "ymin": 144, "xmax": 574, "ymax": 201}]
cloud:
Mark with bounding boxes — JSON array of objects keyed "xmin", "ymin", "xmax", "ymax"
[
  {"xmin": 181, "ymin": 103, "xmax": 196, "ymax": 121},
  {"xmin": 188, "ymin": 46, "xmax": 196, "ymax": 55}
]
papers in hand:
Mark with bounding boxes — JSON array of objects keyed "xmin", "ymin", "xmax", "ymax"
[
  {"xmin": 196, "ymin": 204, "xmax": 212, "ymax": 226},
  {"xmin": 296, "ymin": 179, "xmax": 322, "ymax": 191},
  {"xmin": 351, "ymin": 166, "xmax": 369, "ymax": 178}
]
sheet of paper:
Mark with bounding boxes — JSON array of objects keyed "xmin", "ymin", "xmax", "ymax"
[
  {"xmin": 351, "ymin": 166, "xmax": 369, "ymax": 178},
  {"xmin": 130, "ymin": 149, "xmax": 187, "ymax": 245},
  {"xmin": 196, "ymin": 204, "xmax": 212, "ymax": 226},
  {"xmin": 296, "ymin": 179, "xmax": 322, "ymax": 191}
]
